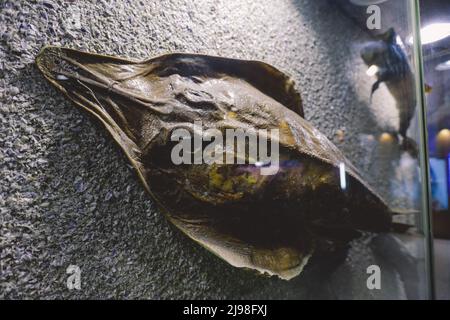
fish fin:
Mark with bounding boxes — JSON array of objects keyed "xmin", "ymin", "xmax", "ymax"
[
  {"xmin": 380, "ymin": 27, "xmax": 396, "ymax": 44},
  {"xmin": 168, "ymin": 216, "xmax": 313, "ymax": 280},
  {"xmin": 390, "ymin": 209, "xmax": 417, "ymax": 233},
  {"xmin": 149, "ymin": 53, "xmax": 304, "ymax": 118},
  {"xmin": 400, "ymin": 137, "xmax": 419, "ymax": 157},
  {"xmin": 391, "ymin": 222, "xmax": 414, "ymax": 233},
  {"xmin": 370, "ymin": 79, "xmax": 382, "ymax": 102},
  {"xmin": 390, "ymin": 208, "xmax": 419, "ymax": 216},
  {"xmin": 228, "ymin": 60, "xmax": 304, "ymax": 117}
]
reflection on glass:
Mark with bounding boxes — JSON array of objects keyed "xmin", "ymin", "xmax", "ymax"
[{"xmin": 419, "ymin": 0, "xmax": 450, "ymax": 301}]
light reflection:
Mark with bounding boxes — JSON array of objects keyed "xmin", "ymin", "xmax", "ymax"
[
  {"xmin": 437, "ymin": 129, "xmax": 450, "ymax": 151},
  {"xmin": 408, "ymin": 22, "xmax": 450, "ymax": 45},
  {"xmin": 339, "ymin": 162, "xmax": 347, "ymax": 190},
  {"xmin": 366, "ymin": 65, "xmax": 379, "ymax": 77},
  {"xmin": 436, "ymin": 60, "xmax": 450, "ymax": 71},
  {"xmin": 349, "ymin": 0, "xmax": 387, "ymax": 5},
  {"xmin": 379, "ymin": 132, "xmax": 395, "ymax": 144}
]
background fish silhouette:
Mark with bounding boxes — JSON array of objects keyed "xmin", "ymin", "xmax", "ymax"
[{"xmin": 361, "ymin": 28, "xmax": 423, "ymax": 153}]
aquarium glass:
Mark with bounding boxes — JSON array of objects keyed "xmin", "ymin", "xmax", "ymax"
[
  {"xmin": 314, "ymin": 0, "xmax": 435, "ymax": 300},
  {"xmin": 418, "ymin": 0, "xmax": 450, "ymax": 300}
]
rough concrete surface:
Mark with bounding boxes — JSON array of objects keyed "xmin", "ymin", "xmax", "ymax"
[{"xmin": 0, "ymin": 0, "xmax": 429, "ymax": 299}]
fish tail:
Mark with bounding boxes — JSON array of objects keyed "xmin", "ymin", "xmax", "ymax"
[
  {"xmin": 390, "ymin": 208, "xmax": 419, "ymax": 216},
  {"xmin": 391, "ymin": 222, "xmax": 414, "ymax": 233},
  {"xmin": 389, "ymin": 208, "xmax": 419, "ymax": 233}
]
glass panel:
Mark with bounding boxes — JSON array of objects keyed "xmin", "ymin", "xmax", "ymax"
[
  {"xmin": 301, "ymin": 0, "xmax": 434, "ymax": 300},
  {"xmin": 419, "ymin": 0, "xmax": 450, "ymax": 300}
]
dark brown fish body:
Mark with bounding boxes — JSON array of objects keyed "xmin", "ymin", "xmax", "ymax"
[{"xmin": 36, "ymin": 47, "xmax": 393, "ymax": 279}]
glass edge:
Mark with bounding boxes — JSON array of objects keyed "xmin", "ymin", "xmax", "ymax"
[{"xmin": 410, "ymin": 0, "xmax": 436, "ymax": 300}]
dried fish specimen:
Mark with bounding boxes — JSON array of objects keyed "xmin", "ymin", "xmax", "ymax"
[{"xmin": 36, "ymin": 46, "xmax": 399, "ymax": 280}]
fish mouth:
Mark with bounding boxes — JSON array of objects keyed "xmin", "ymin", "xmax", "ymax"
[
  {"xmin": 35, "ymin": 45, "xmax": 149, "ymax": 191},
  {"xmin": 35, "ymin": 45, "xmax": 121, "ymax": 93},
  {"xmin": 36, "ymin": 46, "xmax": 71, "ymax": 89},
  {"xmin": 35, "ymin": 45, "xmax": 103, "ymax": 98},
  {"xmin": 35, "ymin": 46, "xmax": 95, "ymax": 85}
]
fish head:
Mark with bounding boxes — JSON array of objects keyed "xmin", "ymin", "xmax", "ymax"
[
  {"xmin": 360, "ymin": 28, "xmax": 398, "ymax": 66},
  {"xmin": 360, "ymin": 40, "xmax": 389, "ymax": 66}
]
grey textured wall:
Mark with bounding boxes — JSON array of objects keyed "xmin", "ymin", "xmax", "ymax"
[{"xmin": 0, "ymin": 0, "xmax": 426, "ymax": 299}]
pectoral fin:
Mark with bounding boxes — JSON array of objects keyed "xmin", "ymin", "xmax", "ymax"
[{"xmin": 168, "ymin": 215, "xmax": 314, "ymax": 280}]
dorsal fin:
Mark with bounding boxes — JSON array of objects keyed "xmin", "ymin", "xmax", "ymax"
[{"xmin": 146, "ymin": 53, "xmax": 304, "ymax": 117}]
